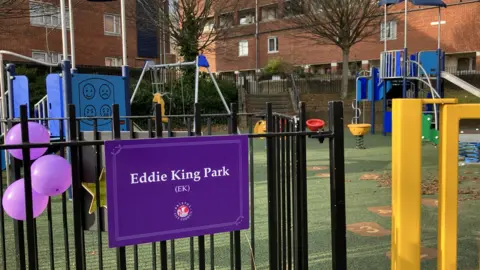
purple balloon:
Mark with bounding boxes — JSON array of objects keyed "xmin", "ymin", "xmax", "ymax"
[
  {"xmin": 2, "ymin": 179, "xmax": 49, "ymax": 220},
  {"xmin": 31, "ymin": 155, "xmax": 72, "ymax": 196},
  {"xmin": 5, "ymin": 122, "xmax": 50, "ymax": 160}
]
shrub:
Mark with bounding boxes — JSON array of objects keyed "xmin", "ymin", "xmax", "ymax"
[{"xmin": 261, "ymin": 57, "xmax": 294, "ymax": 79}]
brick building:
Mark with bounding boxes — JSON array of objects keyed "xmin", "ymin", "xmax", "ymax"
[
  {"xmin": 0, "ymin": 0, "xmax": 173, "ymax": 68},
  {"xmin": 204, "ymin": 0, "xmax": 480, "ymax": 76}
]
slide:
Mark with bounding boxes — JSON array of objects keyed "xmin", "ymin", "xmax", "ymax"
[
  {"xmin": 132, "ymin": 122, "xmax": 144, "ymax": 132},
  {"xmin": 441, "ymin": 71, "xmax": 480, "ymax": 98}
]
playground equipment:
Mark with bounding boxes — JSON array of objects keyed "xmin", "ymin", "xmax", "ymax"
[
  {"xmin": 0, "ymin": 53, "xmax": 130, "ymax": 137},
  {"xmin": 306, "ymin": 118, "xmax": 328, "ymax": 144},
  {"xmin": 347, "ymin": 123, "xmax": 371, "ymax": 149},
  {"xmin": 0, "ymin": 51, "xmax": 227, "ymax": 137},
  {"xmin": 152, "ymin": 93, "xmax": 169, "ymax": 123},
  {"xmin": 253, "ymin": 119, "xmax": 266, "ymax": 138},
  {"xmin": 131, "ymin": 55, "xmax": 237, "ymax": 133},
  {"xmin": 132, "ymin": 56, "xmax": 227, "ymax": 113},
  {"xmin": 391, "ymin": 97, "xmax": 480, "ymax": 269},
  {"xmin": 354, "ymin": 0, "xmax": 480, "ymax": 143},
  {"xmin": 306, "ymin": 119, "xmax": 325, "ymax": 132},
  {"xmin": 350, "ymin": 76, "xmax": 372, "ymax": 149}
]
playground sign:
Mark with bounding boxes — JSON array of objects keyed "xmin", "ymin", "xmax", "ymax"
[{"xmin": 104, "ymin": 135, "xmax": 249, "ymax": 248}]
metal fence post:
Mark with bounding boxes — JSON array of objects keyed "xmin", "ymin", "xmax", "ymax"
[
  {"xmin": 294, "ymin": 102, "xmax": 308, "ymax": 269},
  {"xmin": 20, "ymin": 105, "xmax": 38, "ymax": 269},
  {"xmin": 266, "ymin": 102, "xmax": 279, "ymax": 269},
  {"xmin": 112, "ymin": 104, "xmax": 127, "ymax": 270},
  {"xmin": 230, "ymin": 103, "xmax": 241, "ymax": 270},
  {"xmin": 328, "ymin": 101, "xmax": 347, "ymax": 270},
  {"xmin": 68, "ymin": 104, "xmax": 86, "ymax": 270},
  {"xmin": 193, "ymin": 103, "xmax": 206, "ymax": 270}
]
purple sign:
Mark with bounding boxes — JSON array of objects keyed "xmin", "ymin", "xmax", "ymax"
[{"xmin": 105, "ymin": 135, "xmax": 249, "ymax": 248}]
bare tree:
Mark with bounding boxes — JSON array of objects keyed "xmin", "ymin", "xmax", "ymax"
[
  {"xmin": 0, "ymin": 0, "xmax": 29, "ymax": 19},
  {"xmin": 133, "ymin": 0, "xmax": 237, "ymax": 62},
  {"xmin": 287, "ymin": 0, "xmax": 383, "ymax": 99},
  {"xmin": 0, "ymin": 0, "xmax": 29, "ymax": 33},
  {"xmin": 0, "ymin": 0, "xmax": 86, "ymax": 38}
]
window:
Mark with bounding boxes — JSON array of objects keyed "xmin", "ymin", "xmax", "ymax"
[
  {"xmin": 268, "ymin": 37, "xmax": 278, "ymax": 53},
  {"xmin": 32, "ymin": 51, "xmax": 47, "ymax": 62},
  {"xmin": 238, "ymin": 9, "xmax": 255, "ymax": 25},
  {"xmin": 261, "ymin": 5, "xmax": 277, "ymax": 21},
  {"xmin": 238, "ymin": 40, "xmax": 248, "ymax": 56},
  {"xmin": 104, "ymin": 14, "xmax": 121, "ymax": 35},
  {"xmin": 219, "ymin": 13, "xmax": 234, "ymax": 28},
  {"xmin": 457, "ymin": 57, "xmax": 473, "ymax": 71},
  {"xmin": 284, "ymin": 0, "xmax": 303, "ymax": 17},
  {"xmin": 203, "ymin": 17, "xmax": 215, "ymax": 32},
  {"xmin": 30, "ymin": 1, "xmax": 70, "ymax": 28},
  {"xmin": 380, "ymin": 21, "xmax": 397, "ymax": 41},
  {"xmin": 105, "ymin": 57, "xmax": 122, "ymax": 67},
  {"xmin": 32, "ymin": 51, "xmax": 64, "ymax": 64}
]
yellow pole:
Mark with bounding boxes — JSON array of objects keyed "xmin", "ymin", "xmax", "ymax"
[
  {"xmin": 437, "ymin": 104, "xmax": 480, "ymax": 269},
  {"xmin": 437, "ymin": 103, "xmax": 458, "ymax": 270},
  {"xmin": 391, "ymin": 99, "xmax": 422, "ymax": 270}
]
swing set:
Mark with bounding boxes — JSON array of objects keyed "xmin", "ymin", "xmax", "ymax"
[{"xmin": 131, "ymin": 55, "xmax": 233, "ymax": 129}]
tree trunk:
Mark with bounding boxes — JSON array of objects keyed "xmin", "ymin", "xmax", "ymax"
[{"xmin": 341, "ymin": 49, "xmax": 350, "ymax": 100}]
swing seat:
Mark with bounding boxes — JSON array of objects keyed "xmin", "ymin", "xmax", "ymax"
[
  {"xmin": 254, "ymin": 120, "xmax": 267, "ymax": 140},
  {"xmin": 152, "ymin": 93, "xmax": 169, "ymax": 123}
]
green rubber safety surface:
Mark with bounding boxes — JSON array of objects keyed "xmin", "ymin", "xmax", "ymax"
[{"xmin": 1, "ymin": 130, "xmax": 479, "ymax": 269}]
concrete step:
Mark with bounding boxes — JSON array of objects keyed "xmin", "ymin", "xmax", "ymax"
[
  {"xmin": 246, "ymin": 97, "xmax": 292, "ymax": 102},
  {"xmin": 247, "ymin": 100, "xmax": 292, "ymax": 106},
  {"xmin": 247, "ymin": 102, "xmax": 293, "ymax": 109},
  {"xmin": 246, "ymin": 107, "xmax": 294, "ymax": 113}
]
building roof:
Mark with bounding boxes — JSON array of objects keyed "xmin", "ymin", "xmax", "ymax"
[{"xmin": 379, "ymin": 0, "xmax": 447, "ymax": 7}]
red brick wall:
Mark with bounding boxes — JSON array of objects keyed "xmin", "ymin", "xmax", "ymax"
[
  {"xmin": 205, "ymin": 0, "xmax": 480, "ymax": 72},
  {"xmin": 0, "ymin": 0, "xmax": 157, "ymax": 68}
]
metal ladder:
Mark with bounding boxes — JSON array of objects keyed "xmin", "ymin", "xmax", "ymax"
[{"xmin": 34, "ymin": 95, "xmax": 49, "ymax": 127}]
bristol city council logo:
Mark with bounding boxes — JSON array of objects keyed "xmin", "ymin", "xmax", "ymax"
[{"xmin": 174, "ymin": 202, "xmax": 192, "ymax": 221}]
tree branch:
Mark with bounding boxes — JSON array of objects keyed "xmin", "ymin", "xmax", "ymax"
[
  {"xmin": 288, "ymin": 0, "xmax": 384, "ymax": 51},
  {"xmin": 131, "ymin": 0, "xmax": 238, "ymax": 60}
]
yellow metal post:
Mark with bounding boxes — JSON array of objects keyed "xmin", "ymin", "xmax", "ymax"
[
  {"xmin": 437, "ymin": 104, "xmax": 480, "ymax": 270},
  {"xmin": 391, "ymin": 99, "xmax": 423, "ymax": 270}
]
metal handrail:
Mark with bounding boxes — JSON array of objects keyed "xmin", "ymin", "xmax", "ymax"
[{"xmin": 0, "ymin": 50, "xmax": 60, "ymax": 67}]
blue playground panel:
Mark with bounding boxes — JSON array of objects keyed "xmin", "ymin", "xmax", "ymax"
[
  {"xmin": 366, "ymin": 67, "xmax": 393, "ymax": 101},
  {"xmin": 384, "ymin": 111, "xmax": 392, "ymax": 134},
  {"xmin": 395, "ymin": 51, "xmax": 403, "ymax": 76},
  {"xmin": 71, "ymin": 73, "xmax": 128, "ymax": 132},
  {"xmin": 410, "ymin": 53, "xmax": 418, "ymax": 77},
  {"xmin": 367, "ymin": 67, "xmax": 379, "ymax": 101},
  {"xmin": 384, "ymin": 51, "xmax": 403, "ymax": 77},
  {"xmin": 418, "ymin": 51, "xmax": 440, "ymax": 77},
  {"xmin": 48, "ymin": 73, "xmax": 130, "ymax": 135},
  {"xmin": 376, "ymin": 80, "xmax": 392, "ymax": 100},
  {"xmin": 12, "ymin": 75, "xmax": 30, "ymax": 118},
  {"xmin": 356, "ymin": 77, "xmax": 368, "ymax": 100},
  {"xmin": 46, "ymin": 74, "xmax": 64, "ymax": 137},
  {"xmin": 357, "ymin": 68, "xmax": 392, "ymax": 101}
]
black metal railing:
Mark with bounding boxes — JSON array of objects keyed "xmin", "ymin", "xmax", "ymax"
[{"xmin": 0, "ymin": 100, "xmax": 346, "ymax": 270}]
